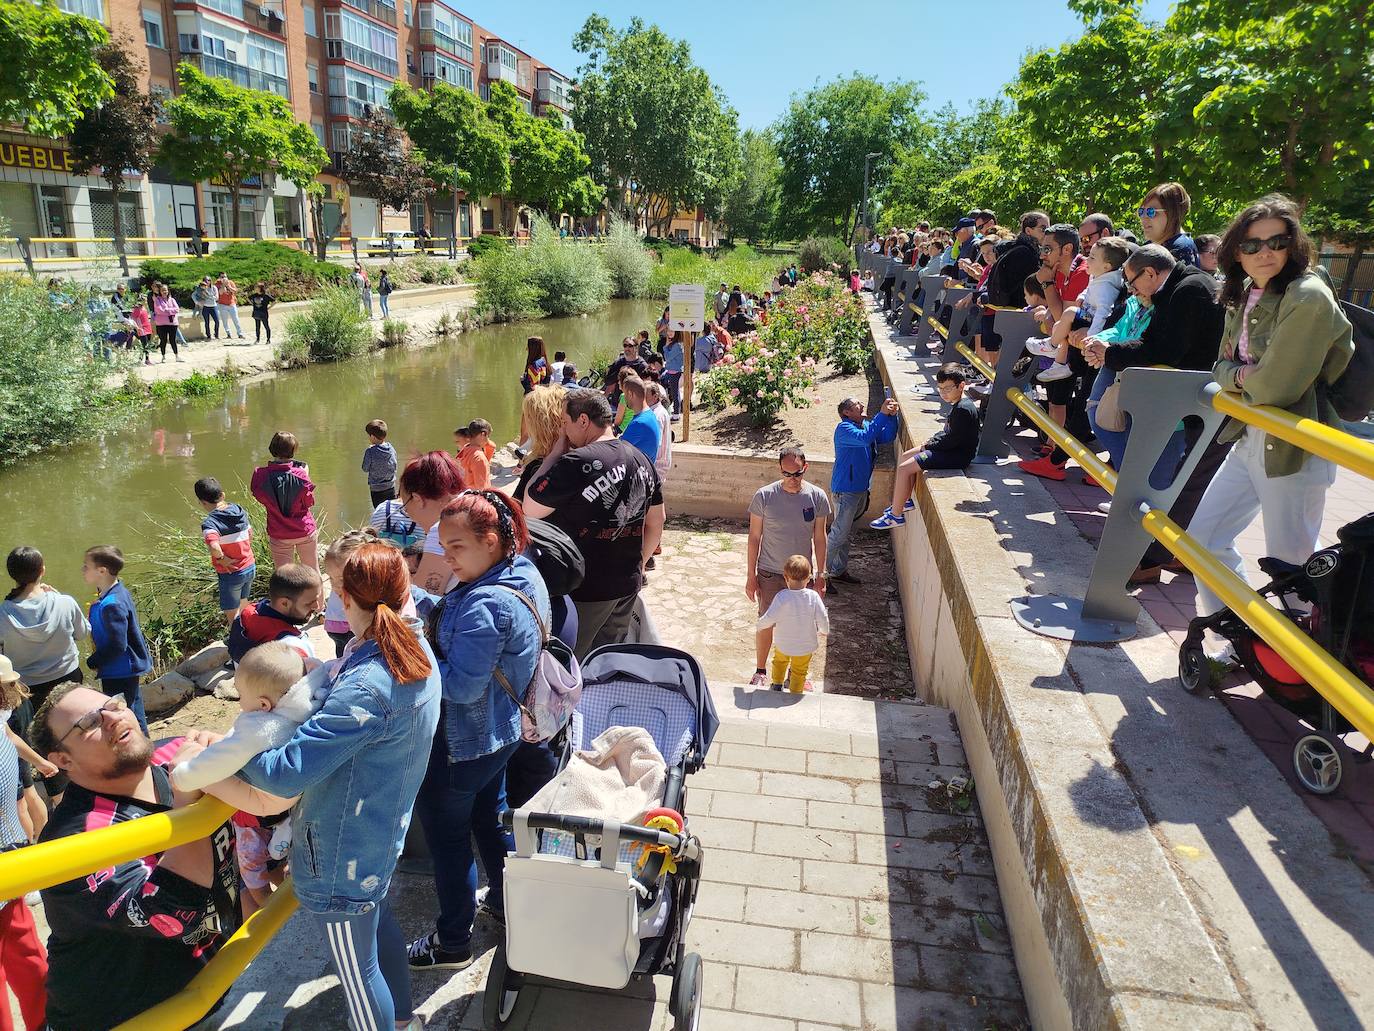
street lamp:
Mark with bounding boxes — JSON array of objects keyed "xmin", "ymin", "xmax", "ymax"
[{"xmin": 861, "ymin": 152, "xmax": 882, "ymax": 240}]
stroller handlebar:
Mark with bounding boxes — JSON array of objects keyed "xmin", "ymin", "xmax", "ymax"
[{"xmin": 500, "ymin": 810, "xmax": 697, "ymax": 856}]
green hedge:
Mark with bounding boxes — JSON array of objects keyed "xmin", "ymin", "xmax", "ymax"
[{"xmin": 140, "ymin": 241, "xmax": 349, "ymax": 305}]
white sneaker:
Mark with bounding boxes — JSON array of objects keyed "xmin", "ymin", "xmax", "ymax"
[
  {"xmin": 1204, "ymin": 639, "xmax": 1240, "ymax": 668},
  {"xmin": 1037, "ymin": 361, "xmax": 1072, "ymax": 382},
  {"xmin": 1097, "ymin": 501, "xmax": 1112, "ymax": 514},
  {"xmin": 1024, "ymin": 337, "xmax": 1058, "ymax": 358}
]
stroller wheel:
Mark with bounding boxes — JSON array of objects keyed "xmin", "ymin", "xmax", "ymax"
[
  {"xmin": 671, "ymin": 951, "xmax": 703, "ymax": 1031},
  {"xmin": 1293, "ymin": 735, "xmax": 1343, "ymax": 795},
  {"xmin": 482, "ymin": 943, "xmax": 528, "ymax": 1030},
  {"xmin": 1179, "ymin": 645, "xmax": 1213, "ymax": 696}
]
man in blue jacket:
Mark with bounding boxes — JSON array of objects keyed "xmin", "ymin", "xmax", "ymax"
[{"xmin": 827, "ymin": 396, "xmax": 900, "ymax": 589}]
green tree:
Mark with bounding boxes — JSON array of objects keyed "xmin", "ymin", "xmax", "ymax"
[
  {"xmin": 69, "ymin": 37, "xmax": 157, "ymax": 275},
  {"xmin": 160, "ymin": 64, "xmax": 327, "ymax": 240},
  {"xmin": 336, "ymin": 107, "xmax": 432, "ymax": 215},
  {"xmin": 773, "ymin": 74, "xmax": 927, "ymax": 243},
  {"xmin": 719, "ymin": 129, "xmax": 780, "ymax": 244},
  {"xmin": 389, "ymin": 80, "xmax": 509, "ymax": 246},
  {"xmin": 571, "ymin": 15, "xmax": 735, "ymax": 235},
  {"xmin": 0, "ymin": 0, "xmax": 112, "ymax": 136},
  {"xmin": 485, "ymin": 81, "xmax": 601, "ymax": 218},
  {"xmin": 1169, "ymin": 0, "xmax": 1374, "ymax": 213}
]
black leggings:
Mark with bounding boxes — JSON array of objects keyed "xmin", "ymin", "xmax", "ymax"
[
  {"xmin": 157, "ymin": 324, "xmax": 178, "ymax": 356},
  {"xmin": 201, "ymin": 304, "xmax": 219, "ymax": 338},
  {"xmin": 254, "ymin": 314, "xmax": 271, "ymax": 343}
]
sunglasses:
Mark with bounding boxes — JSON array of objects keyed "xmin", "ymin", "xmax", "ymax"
[
  {"xmin": 57, "ymin": 694, "xmax": 128, "ymax": 745},
  {"xmin": 1137, "ymin": 206, "xmax": 1159, "ymax": 219},
  {"xmin": 1238, "ymin": 234, "xmax": 1292, "ymax": 256},
  {"xmin": 1038, "ymin": 244, "xmax": 1055, "ymax": 254},
  {"xmin": 780, "ymin": 468, "xmax": 806, "ymax": 478}
]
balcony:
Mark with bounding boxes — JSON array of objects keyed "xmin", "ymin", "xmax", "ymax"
[
  {"xmin": 325, "ymin": 38, "xmax": 398, "ymax": 76},
  {"xmin": 242, "ymin": 4, "xmax": 286, "ymax": 36},
  {"xmin": 327, "ymin": 94, "xmax": 388, "ymax": 119},
  {"xmin": 190, "ymin": 52, "xmax": 288, "ymax": 97},
  {"xmin": 339, "ymin": 0, "xmax": 396, "ymax": 26},
  {"xmin": 417, "ymin": 27, "xmax": 472, "ymax": 63},
  {"xmin": 536, "ymin": 87, "xmax": 568, "ymax": 110}
]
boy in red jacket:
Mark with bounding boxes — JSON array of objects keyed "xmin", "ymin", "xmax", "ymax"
[{"xmin": 250, "ymin": 431, "xmax": 319, "ymax": 573}]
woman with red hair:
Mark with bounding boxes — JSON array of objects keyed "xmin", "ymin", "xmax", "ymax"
[
  {"xmin": 406, "ymin": 489, "xmax": 552, "ymax": 971},
  {"xmin": 238, "ymin": 542, "xmax": 440, "ymax": 1030},
  {"xmin": 398, "ymin": 450, "xmax": 466, "ymax": 594}
]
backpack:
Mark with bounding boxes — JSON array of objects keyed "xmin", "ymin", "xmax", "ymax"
[
  {"xmin": 376, "ymin": 500, "xmax": 423, "ymax": 547},
  {"xmin": 526, "ymin": 517, "xmax": 584, "ymax": 596},
  {"xmin": 1328, "ymin": 301, "xmax": 1374, "ymax": 422}
]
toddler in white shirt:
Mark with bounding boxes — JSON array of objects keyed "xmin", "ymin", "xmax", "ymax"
[{"xmin": 756, "ymin": 554, "xmax": 830, "ymax": 693}]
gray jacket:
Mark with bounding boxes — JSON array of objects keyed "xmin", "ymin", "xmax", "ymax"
[{"xmin": 0, "ymin": 591, "xmax": 90, "ymax": 684}]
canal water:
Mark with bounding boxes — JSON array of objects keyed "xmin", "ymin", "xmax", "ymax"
[{"xmin": 1, "ymin": 300, "xmax": 659, "ymax": 593}]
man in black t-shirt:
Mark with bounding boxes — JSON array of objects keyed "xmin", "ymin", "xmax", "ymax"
[
  {"xmin": 524, "ymin": 388, "xmax": 665, "ymax": 659},
  {"xmin": 30, "ymin": 684, "xmax": 242, "ymax": 1031}
]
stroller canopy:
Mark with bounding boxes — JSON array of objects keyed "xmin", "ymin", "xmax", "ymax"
[{"xmin": 580, "ymin": 644, "xmax": 720, "ymax": 763}]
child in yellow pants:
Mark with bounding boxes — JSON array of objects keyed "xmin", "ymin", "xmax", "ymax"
[{"xmin": 756, "ymin": 554, "xmax": 830, "ymax": 693}]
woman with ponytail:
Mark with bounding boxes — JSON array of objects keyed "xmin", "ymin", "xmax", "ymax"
[
  {"xmin": 238, "ymin": 543, "xmax": 440, "ymax": 1031},
  {"xmin": 405, "ymin": 489, "xmax": 551, "ymax": 971}
]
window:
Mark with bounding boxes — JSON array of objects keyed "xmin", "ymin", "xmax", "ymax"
[
  {"xmin": 324, "ymin": 8, "xmax": 398, "ymax": 76},
  {"xmin": 403, "ymin": 0, "xmax": 411, "ymax": 25},
  {"xmin": 178, "ymin": 32, "xmax": 199, "ymax": 52},
  {"xmin": 307, "ymin": 62, "xmax": 319, "ymax": 94},
  {"xmin": 247, "ymin": 34, "xmax": 288, "ymax": 81},
  {"xmin": 311, "ymin": 121, "xmax": 326, "ymax": 146},
  {"xmin": 303, "ymin": 2, "xmax": 316, "ymax": 37},
  {"xmin": 57, "ymin": 0, "xmax": 103, "ymax": 19},
  {"xmin": 422, "ymin": 52, "xmax": 472, "ymax": 91},
  {"xmin": 150, "ymin": 84, "xmax": 171, "ymax": 123},
  {"xmin": 200, "ymin": 0, "xmax": 243, "ymax": 16},
  {"xmin": 143, "ymin": 7, "xmax": 163, "ymax": 47}
]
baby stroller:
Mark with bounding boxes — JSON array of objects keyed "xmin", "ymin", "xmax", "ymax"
[
  {"xmin": 484, "ymin": 643, "xmax": 719, "ymax": 1031},
  {"xmin": 1178, "ymin": 512, "xmax": 1374, "ymax": 794}
]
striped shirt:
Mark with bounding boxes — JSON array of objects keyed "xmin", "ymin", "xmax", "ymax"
[{"xmin": 201, "ymin": 503, "xmax": 255, "ymax": 574}]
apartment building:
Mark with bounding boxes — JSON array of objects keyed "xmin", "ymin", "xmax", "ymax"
[{"xmin": 0, "ymin": 0, "xmax": 576, "ymax": 258}]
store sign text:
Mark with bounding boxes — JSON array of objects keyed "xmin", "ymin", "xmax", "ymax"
[{"xmin": 0, "ymin": 141, "xmax": 75, "ymax": 173}]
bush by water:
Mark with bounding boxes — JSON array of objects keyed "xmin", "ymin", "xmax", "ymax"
[
  {"xmin": 141, "ymin": 241, "xmax": 349, "ymax": 304},
  {"xmin": 277, "ymin": 286, "xmax": 376, "ymax": 367},
  {"xmin": 601, "ymin": 217, "xmax": 654, "ymax": 299}
]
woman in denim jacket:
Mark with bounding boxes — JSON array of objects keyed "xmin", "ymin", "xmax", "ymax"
[
  {"xmin": 406, "ymin": 490, "xmax": 550, "ymax": 971},
  {"xmin": 1187, "ymin": 194, "xmax": 1353, "ymax": 646},
  {"xmin": 238, "ymin": 543, "xmax": 440, "ymax": 1031}
]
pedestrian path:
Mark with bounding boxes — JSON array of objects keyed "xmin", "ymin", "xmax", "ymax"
[{"xmin": 193, "ymin": 688, "xmax": 1025, "ymax": 1030}]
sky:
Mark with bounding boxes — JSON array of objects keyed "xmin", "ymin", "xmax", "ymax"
[{"xmin": 456, "ymin": 0, "xmax": 1176, "ymax": 130}]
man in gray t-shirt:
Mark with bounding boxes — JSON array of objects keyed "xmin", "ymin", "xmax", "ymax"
[{"xmin": 745, "ymin": 447, "xmax": 831, "ymax": 688}]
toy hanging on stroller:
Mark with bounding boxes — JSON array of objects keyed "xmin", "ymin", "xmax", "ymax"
[
  {"xmin": 1178, "ymin": 512, "xmax": 1374, "ymax": 794},
  {"xmin": 483, "ymin": 643, "xmax": 719, "ymax": 1031}
]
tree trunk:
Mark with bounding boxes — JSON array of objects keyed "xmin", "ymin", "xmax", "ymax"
[
  {"xmin": 229, "ymin": 185, "xmax": 242, "ymax": 249},
  {"xmin": 843, "ymin": 203, "xmax": 858, "ymax": 246},
  {"xmin": 1345, "ymin": 246, "xmax": 1366, "ymax": 303},
  {"xmin": 110, "ymin": 177, "xmax": 129, "ymax": 276},
  {"xmin": 310, "ymin": 196, "xmax": 328, "ymax": 261}
]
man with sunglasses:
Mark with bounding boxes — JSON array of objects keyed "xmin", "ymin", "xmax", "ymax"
[
  {"xmin": 29, "ymin": 684, "xmax": 244, "ymax": 1030},
  {"xmin": 746, "ymin": 447, "xmax": 831, "ymax": 688},
  {"xmin": 1079, "ymin": 213, "xmax": 1114, "ymax": 250}
]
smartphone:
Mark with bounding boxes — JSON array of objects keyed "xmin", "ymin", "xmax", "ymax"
[{"xmin": 883, "ymin": 387, "xmax": 893, "ymax": 400}]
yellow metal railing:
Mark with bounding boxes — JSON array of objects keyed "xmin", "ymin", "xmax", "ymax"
[
  {"xmin": 954, "ymin": 340, "xmax": 1374, "ymax": 743},
  {"xmin": 0, "ymin": 795, "xmax": 298, "ymax": 1031}
]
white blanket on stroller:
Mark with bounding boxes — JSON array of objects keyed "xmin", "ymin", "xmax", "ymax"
[{"xmin": 525, "ymin": 725, "xmax": 666, "ymax": 825}]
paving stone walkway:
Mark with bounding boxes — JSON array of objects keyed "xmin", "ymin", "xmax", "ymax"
[{"xmin": 197, "ymin": 690, "xmax": 1027, "ymax": 1031}]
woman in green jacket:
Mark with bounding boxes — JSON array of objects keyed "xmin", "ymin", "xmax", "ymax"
[{"xmin": 1187, "ymin": 194, "xmax": 1354, "ymax": 636}]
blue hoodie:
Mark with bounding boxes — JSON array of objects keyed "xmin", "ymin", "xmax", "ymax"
[
  {"xmin": 87, "ymin": 581, "xmax": 151, "ymax": 680},
  {"xmin": 830, "ymin": 411, "xmax": 899, "ymax": 494}
]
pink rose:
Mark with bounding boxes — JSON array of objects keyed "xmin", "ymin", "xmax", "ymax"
[
  {"xmin": 729, "ymin": 387, "xmax": 740, "ymax": 397},
  {"xmin": 756, "ymin": 389, "xmax": 766, "ymax": 398}
]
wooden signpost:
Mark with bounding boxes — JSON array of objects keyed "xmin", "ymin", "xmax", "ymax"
[{"xmin": 669, "ymin": 284, "xmax": 706, "ymax": 442}]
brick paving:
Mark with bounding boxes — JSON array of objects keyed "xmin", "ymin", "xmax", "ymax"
[{"xmin": 890, "ymin": 308, "xmax": 1374, "ymax": 865}]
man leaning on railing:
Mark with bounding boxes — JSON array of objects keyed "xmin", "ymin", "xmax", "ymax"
[{"xmin": 27, "ymin": 684, "xmax": 276, "ymax": 1030}]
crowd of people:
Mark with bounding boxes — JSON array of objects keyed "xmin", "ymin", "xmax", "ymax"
[{"xmin": 865, "ymin": 184, "xmax": 1358, "ymax": 652}]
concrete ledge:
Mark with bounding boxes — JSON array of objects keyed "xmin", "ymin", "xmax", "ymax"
[
  {"xmin": 869, "ymin": 311, "xmax": 1374, "ymax": 1030},
  {"xmin": 667, "ymin": 442, "xmax": 892, "ymax": 522}
]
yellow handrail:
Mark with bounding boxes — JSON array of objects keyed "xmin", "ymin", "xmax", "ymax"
[
  {"xmin": 113, "ymin": 879, "xmax": 300, "ymax": 1031},
  {"xmin": 0, "ymin": 796, "xmax": 234, "ymax": 900},
  {"xmin": 956, "ymin": 342, "xmax": 994, "ymax": 381},
  {"xmin": 1210, "ymin": 389, "xmax": 1374, "ymax": 481},
  {"xmin": 958, "ymin": 340, "xmax": 1374, "ymax": 742},
  {"xmin": 1141, "ymin": 507, "xmax": 1374, "ymax": 743},
  {"xmin": 928, "ymin": 316, "xmax": 949, "ymax": 340}
]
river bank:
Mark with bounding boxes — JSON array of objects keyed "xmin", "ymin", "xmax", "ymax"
[{"xmin": 106, "ymin": 282, "xmax": 478, "ymax": 387}]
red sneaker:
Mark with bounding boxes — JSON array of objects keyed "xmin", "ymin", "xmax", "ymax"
[
  {"xmin": 1018, "ymin": 456, "xmax": 1067, "ymax": 481},
  {"xmin": 1082, "ymin": 472, "xmax": 1101, "ymax": 489}
]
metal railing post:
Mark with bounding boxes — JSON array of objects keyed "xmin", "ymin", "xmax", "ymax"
[
  {"xmin": 911, "ymin": 273, "xmax": 946, "ymax": 350},
  {"xmin": 1009, "ymin": 368, "xmax": 1226, "ymax": 641},
  {"xmin": 938, "ymin": 286, "xmax": 973, "ymax": 361},
  {"xmin": 969, "ymin": 310, "xmax": 1038, "ymax": 462},
  {"xmin": 17, "ymin": 236, "xmax": 35, "ymax": 277},
  {"xmin": 351, "ymin": 237, "xmax": 360, "ymax": 264},
  {"xmin": 897, "ymin": 268, "xmax": 923, "ymax": 336}
]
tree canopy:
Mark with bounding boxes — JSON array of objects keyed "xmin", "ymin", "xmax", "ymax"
[
  {"xmin": 160, "ymin": 63, "xmax": 327, "ymax": 238},
  {"xmin": 571, "ymin": 15, "xmax": 738, "ymax": 235},
  {"xmin": 336, "ymin": 107, "xmax": 431, "ymax": 213},
  {"xmin": 389, "ymin": 80, "xmax": 509, "ymax": 202},
  {"xmin": 773, "ymin": 74, "xmax": 927, "ymax": 243},
  {"xmin": 0, "ymin": 0, "xmax": 113, "ymax": 136},
  {"xmin": 485, "ymin": 81, "xmax": 601, "ymax": 218},
  {"xmin": 718, "ymin": 129, "xmax": 781, "ymax": 245}
]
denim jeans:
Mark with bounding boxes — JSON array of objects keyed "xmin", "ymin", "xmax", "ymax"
[
  {"xmin": 200, "ymin": 304, "xmax": 219, "ymax": 338},
  {"xmin": 313, "ymin": 899, "xmax": 413, "ymax": 1028},
  {"xmin": 217, "ymin": 302, "xmax": 242, "ymax": 336},
  {"xmin": 826, "ymin": 490, "xmax": 870, "ymax": 576},
  {"xmin": 413, "ymin": 734, "xmax": 519, "ymax": 952},
  {"xmin": 663, "ymin": 371, "xmax": 683, "ymax": 413},
  {"xmin": 379, "ymin": 292, "xmax": 390, "ymax": 318}
]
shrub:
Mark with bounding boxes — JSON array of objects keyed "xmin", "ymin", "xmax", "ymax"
[
  {"xmin": 140, "ymin": 241, "xmax": 348, "ymax": 305},
  {"xmin": 644, "ymin": 242, "xmax": 783, "ymax": 300},
  {"xmin": 798, "ymin": 236, "xmax": 854, "ymax": 276},
  {"xmin": 600, "ymin": 216, "xmax": 654, "ymax": 298},
  {"xmin": 697, "ymin": 333, "xmax": 820, "ymax": 425},
  {"xmin": 524, "ymin": 217, "xmax": 611, "ymax": 317},
  {"xmin": 380, "ymin": 318, "xmax": 411, "ymax": 348},
  {"xmin": 465, "ymin": 235, "xmax": 504, "ymax": 259},
  {"xmin": 0, "ymin": 274, "xmax": 117, "ymax": 464},
  {"xmin": 473, "ymin": 237, "xmax": 541, "ymax": 322},
  {"xmin": 379, "ymin": 252, "xmax": 463, "ymax": 287},
  {"xmin": 278, "ymin": 285, "xmax": 376, "ymax": 366}
]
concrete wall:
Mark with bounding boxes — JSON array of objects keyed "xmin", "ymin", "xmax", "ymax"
[{"xmin": 666, "ymin": 442, "xmax": 892, "ymax": 522}]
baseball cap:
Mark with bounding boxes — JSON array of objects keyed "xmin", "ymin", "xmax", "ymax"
[
  {"xmin": 0, "ymin": 654, "xmax": 19, "ymax": 684},
  {"xmin": 953, "ymin": 217, "xmax": 977, "ymax": 232}
]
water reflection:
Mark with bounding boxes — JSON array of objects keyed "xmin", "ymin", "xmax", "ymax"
[{"xmin": 1, "ymin": 300, "xmax": 658, "ymax": 591}]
